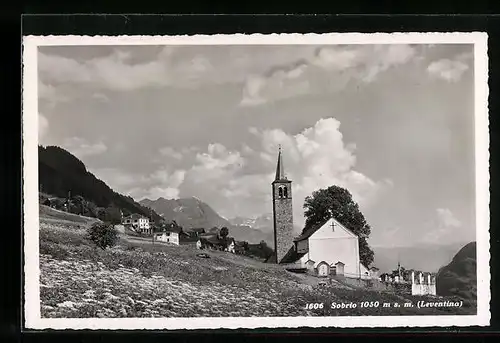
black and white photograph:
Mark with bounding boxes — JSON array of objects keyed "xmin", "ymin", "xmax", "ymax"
[{"xmin": 22, "ymin": 33, "xmax": 490, "ymax": 330}]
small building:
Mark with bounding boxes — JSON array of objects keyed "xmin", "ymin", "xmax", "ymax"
[
  {"xmin": 122, "ymin": 214, "xmax": 151, "ymax": 234},
  {"xmin": 154, "ymin": 229, "xmax": 180, "ymax": 245},
  {"xmin": 225, "ymin": 238, "xmax": 236, "ymax": 253},
  {"xmin": 234, "ymin": 241, "xmax": 248, "ymax": 255},
  {"xmin": 316, "ymin": 261, "xmax": 330, "ymax": 277},
  {"xmin": 305, "ymin": 259, "xmax": 316, "ymax": 271},
  {"xmin": 196, "ymin": 234, "xmax": 236, "ymax": 253},
  {"xmin": 334, "ymin": 261, "xmax": 345, "ymax": 276},
  {"xmin": 411, "ymin": 271, "xmax": 436, "ymax": 296},
  {"xmin": 187, "ymin": 228, "xmax": 206, "ymax": 238}
]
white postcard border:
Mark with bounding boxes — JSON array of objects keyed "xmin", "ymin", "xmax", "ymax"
[{"xmin": 22, "ymin": 32, "xmax": 490, "ymax": 330}]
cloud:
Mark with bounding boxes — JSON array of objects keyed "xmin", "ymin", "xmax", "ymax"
[
  {"xmin": 436, "ymin": 208, "xmax": 462, "ymax": 228},
  {"xmin": 38, "ymin": 113, "xmax": 49, "ymax": 143},
  {"xmin": 143, "ymin": 186, "xmax": 182, "ymax": 200},
  {"xmin": 240, "ymin": 44, "xmax": 417, "ymax": 106},
  {"xmin": 93, "ymin": 166, "xmax": 186, "ymax": 201},
  {"xmin": 62, "ymin": 137, "xmax": 108, "ymax": 158},
  {"xmin": 421, "ymin": 208, "xmax": 463, "ymax": 244},
  {"xmin": 38, "ymin": 46, "xmax": 219, "ymax": 92},
  {"xmin": 141, "ymin": 169, "xmax": 186, "ymax": 200},
  {"xmin": 159, "ymin": 146, "xmax": 183, "ymax": 160},
  {"xmin": 179, "ymin": 117, "xmax": 388, "ymax": 229},
  {"xmin": 187, "ymin": 143, "xmax": 245, "ymax": 184},
  {"xmin": 92, "ymin": 167, "xmax": 139, "ymax": 190},
  {"xmin": 91, "ymin": 93, "xmax": 110, "ymax": 103},
  {"xmin": 38, "ymin": 81, "xmax": 71, "ymax": 108},
  {"xmin": 427, "ymin": 52, "xmax": 471, "ymax": 82}
]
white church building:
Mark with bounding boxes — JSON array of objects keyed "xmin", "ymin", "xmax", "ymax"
[
  {"xmin": 270, "ymin": 146, "xmax": 373, "ymax": 280},
  {"xmin": 280, "ymin": 217, "xmax": 371, "ymax": 279}
]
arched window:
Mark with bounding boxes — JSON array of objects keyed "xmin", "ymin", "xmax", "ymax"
[
  {"xmin": 283, "ymin": 187, "xmax": 288, "ymax": 198},
  {"xmin": 278, "ymin": 186, "xmax": 283, "ymax": 198}
]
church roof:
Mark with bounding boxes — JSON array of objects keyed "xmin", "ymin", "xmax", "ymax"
[
  {"xmin": 294, "ymin": 218, "xmax": 330, "ymax": 242},
  {"xmin": 294, "ymin": 217, "xmax": 357, "ymax": 242},
  {"xmin": 273, "ymin": 146, "xmax": 291, "ymax": 183},
  {"xmin": 279, "ymin": 246, "xmax": 307, "ymax": 264}
]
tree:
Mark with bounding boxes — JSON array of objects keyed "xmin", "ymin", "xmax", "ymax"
[
  {"xmin": 219, "ymin": 227, "xmax": 229, "ymax": 239},
  {"xmin": 105, "ymin": 206, "xmax": 122, "ymax": 225},
  {"xmin": 86, "ymin": 222, "xmax": 119, "ymax": 250},
  {"xmin": 96, "ymin": 207, "xmax": 107, "ymax": 221},
  {"xmin": 302, "ymin": 185, "xmax": 374, "ymax": 267}
]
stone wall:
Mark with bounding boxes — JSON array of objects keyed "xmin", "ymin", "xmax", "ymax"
[{"xmin": 273, "ymin": 182, "xmax": 294, "ymax": 263}]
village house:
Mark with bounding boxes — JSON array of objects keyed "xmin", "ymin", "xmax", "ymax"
[
  {"xmin": 270, "ymin": 146, "xmax": 375, "ymax": 280},
  {"xmin": 154, "ymin": 226, "xmax": 181, "ymax": 245},
  {"xmin": 122, "ymin": 213, "xmax": 151, "ymax": 234},
  {"xmin": 196, "ymin": 234, "xmax": 235, "ymax": 252},
  {"xmin": 234, "ymin": 241, "xmax": 248, "ymax": 255},
  {"xmin": 186, "ymin": 228, "xmax": 206, "ymax": 239}
]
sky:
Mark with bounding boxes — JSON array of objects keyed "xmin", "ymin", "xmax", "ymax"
[{"xmin": 37, "ymin": 43, "xmax": 476, "ymax": 248}]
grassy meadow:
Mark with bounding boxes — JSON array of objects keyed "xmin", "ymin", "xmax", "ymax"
[{"xmin": 38, "ymin": 205, "xmax": 476, "ymax": 318}]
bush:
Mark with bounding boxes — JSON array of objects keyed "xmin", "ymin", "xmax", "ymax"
[{"xmin": 86, "ymin": 222, "xmax": 118, "ymax": 250}]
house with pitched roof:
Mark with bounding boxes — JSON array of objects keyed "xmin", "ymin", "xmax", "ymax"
[
  {"xmin": 154, "ymin": 224, "xmax": 182, "ymax": 245},
  {"xmin": 196, "ymin": 234, "xmax": 236, "ymax": 253},
  {"xmin": 280, "ymin": 216, "xmax": 372, "ymax": 279},
  {"xmin": 122, "ymin": 213, "xmax": 151, "ymax": 234}
]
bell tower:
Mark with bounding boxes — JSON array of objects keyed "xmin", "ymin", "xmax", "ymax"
[{"xmin": 272, "ymin": 145, "xmax": 294, "ymax": 263}]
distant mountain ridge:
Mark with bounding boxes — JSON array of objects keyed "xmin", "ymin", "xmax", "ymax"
[
  {"xmin": 372, "ymin": 241, "xmax": 470, "ymax": 274},
  {"xmin": 141, "ymin": 197, "xmax": 275, "ymax": 246},
  {"xmin": 436, "ymin": 242, "xmax": 477, "ymax": 300},
  {"xmin": 229, "ymin": 214, "xmax": 273, "ymax": 233},
  {"xmin": 140, "ymin": 197, "xmax": 231, "ymax": 229},
  {"xmin": 38, "ymin": 145, "xmax": 163, "ymax": 222}
]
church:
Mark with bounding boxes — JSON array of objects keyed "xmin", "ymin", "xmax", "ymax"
[{"xmin": 270, "ymin": 147, "xmax": 372, "ymax": 280}]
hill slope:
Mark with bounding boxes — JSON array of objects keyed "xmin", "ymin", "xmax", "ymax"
[
  {"xmin": 39, "ymin": 145, "xmax": 162, "ymax": 222},
  {"xmin": 38, "ymin": 210, "xmax": 476, "ymax": 318},
  {"xmin": 436, "ymin": 242, "xmax": 477, "ymax": 300}
]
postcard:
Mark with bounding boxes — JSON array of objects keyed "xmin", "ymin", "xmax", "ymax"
[{"xmin": 22, "ymin": 32, "xmax": 490, "ymax": 330}]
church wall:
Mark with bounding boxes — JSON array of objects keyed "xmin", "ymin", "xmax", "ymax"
[
  {"xmin": 312, "ymin": 218, "xmax": 356, "ymax": 240},
  {"xmin": 308, "ymin": 236, "xmax": 360, "ymax": 277}
]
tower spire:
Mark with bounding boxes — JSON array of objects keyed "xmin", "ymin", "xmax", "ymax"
[{"xmin": 275, "ymin": 145, "xmax": 286, "ymax": 181}]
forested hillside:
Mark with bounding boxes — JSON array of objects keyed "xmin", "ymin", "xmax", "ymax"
[
  {"xmin": 436, "ymin": 242, "xmax": 477, "ymax": 301},
  {"xmin": 38, "ymin": 145, "xmax": 162, "ymax": 222}
]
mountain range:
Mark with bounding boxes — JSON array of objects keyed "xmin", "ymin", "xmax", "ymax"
[
  {"xmin": 140, "ymin": 197, "xmax": 275, "ymax": 246},
  {"xmin": 372, "ymin": 241, "xmax": 471, "ymax": 273}
]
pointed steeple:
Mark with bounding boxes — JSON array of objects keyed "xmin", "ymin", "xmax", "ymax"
[{"xmin": 274, "ymin": 145, "xmax": 286, "ymax": 181}]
